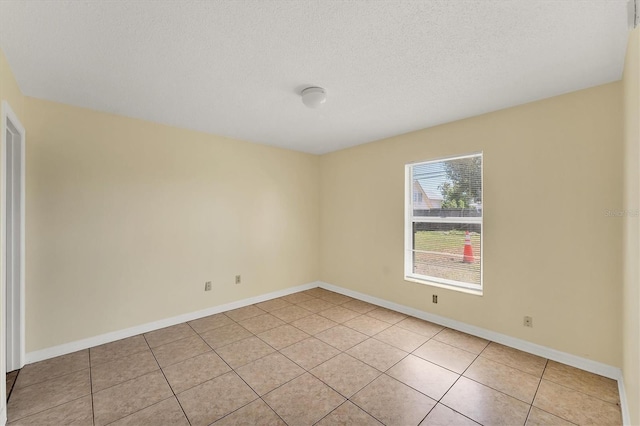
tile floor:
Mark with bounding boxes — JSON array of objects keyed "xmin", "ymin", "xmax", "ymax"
[{"xmin": 6, "ymin": 288, "xmax": 622, "ymax": 425}]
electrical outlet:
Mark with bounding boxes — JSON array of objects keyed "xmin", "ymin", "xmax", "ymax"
[
  {"xmin": 235, "ymin": 275, "xmax": 241, "ymax": 285},
  {"xmin": 432, "ymin": 294, "xmax": 438, "ymax": 304},
  {"xmin": 204, "ymin": 281, "xmax": 212, "ymax": 291},
  {"xmin": 524, "ymin": 316, "xmax": 533, "ymax": 327}
]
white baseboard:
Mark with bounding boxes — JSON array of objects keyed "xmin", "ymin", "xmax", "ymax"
[
  {"xmin": 1, "ymin": 405, "xmax": 6, "ymax": 426},
  {"xmin": 618, "ymin": 375, "xmax": 631, "ymax": 426},
  {"xmin": 25, "ymin": 281, "xmax": 319, "ymax": 364}
]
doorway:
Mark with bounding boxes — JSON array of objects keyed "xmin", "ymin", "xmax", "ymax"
[{"xmin": 1, "ymin": 100, "xmax": 25, "ymax": 384}]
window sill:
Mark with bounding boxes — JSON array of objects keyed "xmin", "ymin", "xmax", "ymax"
[{"xmin": 404, "ymin": 275, "xmax": 483, "ymax": 296}]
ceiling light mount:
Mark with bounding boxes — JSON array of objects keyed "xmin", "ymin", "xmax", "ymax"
[{"xmin": 301, "ymin": 86, "xmax": 327, "ymax": 108}]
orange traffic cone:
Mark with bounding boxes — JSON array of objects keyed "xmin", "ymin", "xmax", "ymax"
[{"xmin": 463, "ymin": 231, "xmax": 474, "ymax": 263}]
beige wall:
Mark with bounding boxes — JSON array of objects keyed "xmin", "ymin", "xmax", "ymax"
[
  {"xmin": 24, "ymin": 97, "xmax": 320, "ymax": 351},
  {"xmin": 320, "ymin": 83, "xmax": 623, "ymax": 367},
  {"xmin": 623, "ymin": 28, "xmax": 640, "ymax": 426}
]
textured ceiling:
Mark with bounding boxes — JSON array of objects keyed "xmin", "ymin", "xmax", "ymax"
[{"xmin": 0, "ymin": 0, "xmax": 630, "ymax": 154}]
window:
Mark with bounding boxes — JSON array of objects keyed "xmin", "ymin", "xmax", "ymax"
[{"xmin": 405, "ymin": 153, "xmax": 483, "ymax": 294}]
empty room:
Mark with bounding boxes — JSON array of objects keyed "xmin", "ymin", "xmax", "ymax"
[{"xmin": 0, "ymin": 0, "xmax": 638, "ymax": 425}]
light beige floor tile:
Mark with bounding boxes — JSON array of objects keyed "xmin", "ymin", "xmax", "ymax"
[
  {"xmin": 374, "ymin": 325, "xmax": 428, "ymax": 352},
  {"xmin": 256, "ymin": 298, "xmax": 292, "ymax": 312},
  {"xmin": 151, "ymin": 335, "xmax": 211, "ymax": 368},
  {"xmin": 8, "ymin": 395, "xmax": 93, "ymax": 426},
  {"xmin": 188, "ymin": 313, "xmax": 234, "ymax": 335},
  {"xmin": 464, "ymin": 356, "xmax": 540, "ymax": 403},
  {"xmin": 344, "ymin": 315, "xmax": 391, "ymax": 336},
  {"xmin": 280, "ymin": 337, "xmax": 341, "ymax": 370},
  {"xmin": 216, "ymin": 336, "xmax": 275, "ymax": 368},
  {"xmin": 543, "ymin": 360, "xmax": 619, "ymax": 404},
  {"xmin": 109, "ymin": 397, "xmax": 189, "ymax": 426},
  {"xmin": 317, "ymin": 401, "xmax": 383, "ymax": 426},
  {"xmin": 419, "ymin": 403, "xmax": 479, "ymax": 426},
  {"xmin": 441, "ymin": 376, "xmax": 530, "ymax": 426},
  {"xmin": 212, "ymin": 399, "xmax": 286, "ymax": 426},
  {"xmin": 225, "ymin": 305, "xmax": 265, "ymax": 322},
  {"xmin": 304, "ymin": 288, "xmax": 332, "ymax": 298},
  {"xmin": 200, "ymin": 323, "xmax": 252, "ymax": 349},
  {"xmin": 270, "ymin": 305, "xmax": 314, "ymax": 323},
  {"xmin": 366, "ymin": 307, "xmax": 407, "ymax": 324},
  {"xmin": 318, "ymin": 292, "xmax": 353, "ymax": 305},
  {"xmin": 162, "ymin": 351, "xmax": 231, "ymax": 394},
  {"xmin": 236, "ymin": 352, "xmax": 305, "ymax": 395},
  {"xmin": 291, "ymin": 314, "xmax": 338, "ymax": 335},
  {"xmin": 297, "ymin": 298, "xmax": 337, "ymax": 313},
  {"xmin": 263, "ymin": 373, "xmax": 345, "ymax": 426},
  {"xmin": 177, "ymin": 371, "xmax": 258, "ymax": 426},
  {"xmin": 481, "ymin": 342, "xmax": 547, "ymax": 377},
  {"xmin": 387, "ymin": 355, "xmax": 459, "ymax": 400},
  {"xmin": 144, "ymin": 323, "xmax": 196, "ymax": 348},
  {"xmin": 396, "ymin": 317, "xmax": 445, "ymax": 338},
  {"xmin": 316, "ymin": 325, "xmax": 368, "ymax": 351},
  {"xmin": 433, "ymin": 329, "xmax": 489, "ymax": 354},
  {"xmin": 91, "ymin": 349, "xmax": 159, "ymax": 392},
  {"xmin": 319, "ymin": 306, "xmax": 361, "ymax": 323},
  {"xmin": 92, "ymin": 370, "xmax": 173, "ymax": 426},
  {"xmin": 533, "ymin": 379, "xmax": 621, "ymax": 425},
  {"xmin": 238, "ymin": 313, "xmax": 285, "ymax": 334},
  {"xmin": 311, "ymin": 353, "xmax": 381, "ymax": 397},
  {"xmin": 15, "ymin": 350, "xmax": 89, "ymax": 388},
  {"xmin": 347, "ymin": 338, "xmax": 408, "ymax": 371},
  {"xmin": 414, "ymin": 339, "xmax": 477, "ymax": 374},
  {"xmin": 258, "ymin": 324, "xmax": 310, "ymax": 350},
  {"xmin": 526, "ymin": 407, "xmax": 575, "ymax": 426},
  {"xmin": 281, "ymin": 292, "xmax": 315, "ymax": 304},
  {"xmin": 90, "ymin": 335, "xmax": 149, "ymax": 365},
  {"xmin": 351, "ymin": 374, "xmax": 436, "ymax": 426},
  {"xmin": 341, "ymin": 299, "xmax": 378, "ymax": 314},
  {"xmin": 8, "ymin": 369, "xmax": 91, "ymax": 423}
]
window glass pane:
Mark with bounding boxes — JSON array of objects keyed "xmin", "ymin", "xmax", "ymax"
[
  {"xmin": 412, "ymin": 156, "xmax": 482, "ymax": 218},
  {"xmin": 412, "ymin": 223, "xmax": 481, "ymax": 286}
]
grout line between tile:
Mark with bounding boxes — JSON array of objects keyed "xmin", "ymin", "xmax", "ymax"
[
  {"xmin": 142, "ymin": 333, "xmax": 193, "ymax": 426},
  {"xmin": 88, "ymin": 350, "xmax": 96, "ymax": 426},
  {"xmin": 6, "ymin": 368, "xmax": 20, "ymax": 404},
  {"xmin": 523, "ymin": 358, "xmax": 548, "ymax": 426},
  {"xmin": 538, "ymin": 374, "xmax": 622, "ymax": 406},
  {"xmin": 6, "ymin": 393, "xmax": 92, "ymax": 425},
  {"xmin": 537, "ymin": 375, "xmax": 623, "ymax": 408},
  {"xmin": 9, "ymin": 365, "xmax": 91, "ymax": 395}
]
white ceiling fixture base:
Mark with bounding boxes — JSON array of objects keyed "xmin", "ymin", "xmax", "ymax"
[{"xmin": 301, "ymin": 87, "xmax": 327, "ymax": 109}]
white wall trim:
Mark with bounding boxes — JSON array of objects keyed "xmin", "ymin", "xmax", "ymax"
[
  {"xmin": 618, "ymin": 375, "xmax": 631, "ymax": 426},
  {"xmin": 25, "ymin": 281, "xmax": 318, "ymax": 364},
  {"xmin": 1, "ymin": 100, "xmax": 26, "ymax": 426},
  {"xmin": 318, "ymin": 281, "xmax": 621, "ymax": 378},
  {"xmin": 1, "ymin": 100, "xmax": 27, "ymax": 371}
]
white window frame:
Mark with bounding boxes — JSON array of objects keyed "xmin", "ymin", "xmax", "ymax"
[{"xmin": 404, "ymin": 152, "xmax": 483, "ymax": 295}]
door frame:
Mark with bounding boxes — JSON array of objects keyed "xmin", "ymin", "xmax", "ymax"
[{"xmin": 1, "ymin": 101, "xmax": 26, "ymax": 390}]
